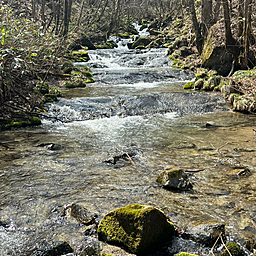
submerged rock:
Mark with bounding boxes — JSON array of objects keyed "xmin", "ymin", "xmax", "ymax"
[
  {"xmin": 97, "ymin": 203, "xmax": 175, "ymax": 255},
  {"xmin": 157, "ymin": 169, "xmax": 193, "ymax": 191},
  {"xmin": 64, "ymin": 203, "xmax": 98, "ymax": 225}
]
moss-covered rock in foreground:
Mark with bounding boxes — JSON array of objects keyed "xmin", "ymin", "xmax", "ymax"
[{"xmin": 97, "ymin": 203, "xmax": 175, "ymax": 255}]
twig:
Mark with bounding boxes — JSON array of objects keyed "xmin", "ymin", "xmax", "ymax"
[
  {"xmin": 185, "ymin": 168, "xmax": 205, "ymax": 173},
  {"xmin": 125, "ymin": 152, "xmax": 136, "ymax": 167},
  {"xmin": 220, "ymin": 234, "xmax": 232, "ymax": 256},
  {"xmin": 207, "ymin": 232, "xmax": 222, "ymax": 256}
]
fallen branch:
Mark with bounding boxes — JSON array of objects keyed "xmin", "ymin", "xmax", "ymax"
[{"xmin": 125, "ymin": 152, "xmax": 136, "ymax": 167}]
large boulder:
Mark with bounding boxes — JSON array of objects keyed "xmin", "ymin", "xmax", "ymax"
[
  {"xmin": 97, "ymin": 203, "xmax": 175, "ymax": 255},
  {"xmin": 69, "ymin": 34, "xmax": 96, "ymax": 50},
  {"xmin": 157, "ymin": 169, "xmax": 193, "ymax": 191},
  {"xmin": 132, "ymin": 37, "xmax": 152, "ymax": 49},
  {"xmin": 201, "ymin": 25, "xmax": 233, "ymax": 76}
]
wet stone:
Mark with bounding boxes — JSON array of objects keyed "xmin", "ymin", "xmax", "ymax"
[
  {"xmin": 157, "ymin": 169, "xmax": 193, "ymax": 191},
  {"xmin": 64, "ymin": 203, "xmax": 98, "ymax": 225},
  {"xmin": 31, "ymin": 241, "xmax": 73, "ymax": 256},
  {"xmin": 183, "ymin": 223, "xmax": 225, "ymax": 247}
]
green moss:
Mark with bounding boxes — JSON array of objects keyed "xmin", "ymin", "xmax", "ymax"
[
  {"xmin": 106, "ymin": 41, "xmax": 118, "ymax": 49},
  {"xmin": 44, "ymin": 94, "xmax": 57, "ymax": 102},
  {"xmin": 195, "ymin": 68, "xmax": 208, "ymax": 79},
  {"xmin": 36, "ymin": 82, "xmax": 49, "ymax": 95},
  {"xmin": 101, "ymin": 254, "xmax": 113, "ymax": 256},
  {"xmin": 201, "ymin": 26, "xmax": 215, "ymax": 65},
  {"xmin": 1, "ymin": 117, "xmax": 41, "ymax": 129},
  {"xmin": 49, "ymin": 87, "xmax": 62, "ymax": 96},
  {"xmin": 233, "ymin": 69, "xmax": 256, "ymax": 79},
  {"xmin": 135, "ymin": 45, "xmax": 146, "ymax": 50},
  {"xmin": 184, "ymin": 81, "xmax": 195, "ymax": 89},
  {"xmin": 97, "ymin": 204, "xmax": 175, "ymax": 255},
  {"xmin": 174, "ymin": 253, "xmax": 198, "ymax": 256},
  {"xmin": 96, "ymin": 45, "xmax": 111, "ymax": 49},
  {"xmin": 220, "ymin": 242, "xmax": 242, "ymax": 256},
  {"xmin": 164, "ymin": 42, "xmax": 172, "ymax": 48},
  {"xmin": 71, "ymin": 50, "xmax": 89, "ymax": 62},
  {"xmin": 119, "ymin": 32, "xmax": 130, "ymax": 38}
]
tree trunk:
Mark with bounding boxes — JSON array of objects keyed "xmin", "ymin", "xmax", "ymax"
[
  {"xmin": 63, "ymin": 0, "xmax": 72, "ymax": 37},
  {"xmin": 201, "ymin": 0, "xmax": 213, "ymax": 37},
  {"xmin": 222, "ymin": 0, "xmax": 238, "ymax": 57},
  {"xmin": 237, "ymin": 0, "xmax": 244, "ymax": 37},
  {"xmin": 41, "ymin": 0, "xmax": 45, "ymax": 28},
  {"xmin": 213, "ymin": 0, "xmax": 221, "ymax": 24},
  {"xmin": 189, "ymin": 0, "xmax": 203, "ymax": 54}
]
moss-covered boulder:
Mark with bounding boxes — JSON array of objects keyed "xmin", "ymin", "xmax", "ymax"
[
  {"xmin": 184, "ymin": 81, "xmax": 195, "ymax": 90},
  {"xmin": 97, "ymin": 203, "xmax": 175, "ymax": 255},
  {"xmin": 132, "ymin": 37, "xmax": 152, "ymax": 49},
  {"xmin": 69, "ymin": 34, "xmax": 96, "ymax": 50},
  {"xmin": 201, "ymin": 25, "xmax": 233, "ymax": 76},
  {"xmin": 157, "ymin": 169, "xmax": 193, "ymax": 191},
  {"xmin": 71, "ymin": 50, "xmax": 89, "ymax": 62}
]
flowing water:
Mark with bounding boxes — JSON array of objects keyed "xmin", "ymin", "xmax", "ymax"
[{"xmin": 1, "ymin": 48, "xmax": 256, "ymax": 255}]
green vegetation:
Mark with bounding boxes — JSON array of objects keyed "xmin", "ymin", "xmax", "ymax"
[
  {"xmin": 174, "ymin": 253, "xmax": 198, "ymax": 256},
  {"xmin": 220, "ymin": 242, "xmax": 242, "ymax": 256},
  {"xmin": 1, "ymin": 117, "xmax": 41, "ymax": 130},
  {"xmin": 97, "ymin": 204, "xmax": 175, "ymax": 254}
]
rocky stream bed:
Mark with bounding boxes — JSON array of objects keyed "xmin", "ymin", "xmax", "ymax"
[{"xmin": 1, "ymin": 48, "xmax": 256, "ymax": 255}]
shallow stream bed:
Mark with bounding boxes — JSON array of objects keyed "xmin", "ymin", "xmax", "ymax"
[{"xmin": 1, "ymin": 48, "xmax": 256, "ymax": 255}]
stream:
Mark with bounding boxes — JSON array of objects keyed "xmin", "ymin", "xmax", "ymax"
[{"xmin": 1, "ymin": 47, "xmax": 256, "ymax": 255}]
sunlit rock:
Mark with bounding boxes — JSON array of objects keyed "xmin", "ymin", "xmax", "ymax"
[
  {"xmin": 64, "ymin": 203, "xmax": 98, "ymax": 225},
  {"xmin": 157, "ymin": 169, "xmax": 193, "ymax": 191},
  {"xmin": 183, "ymin": 222, "xmax": 225, "ymax": 247},
  {"xmin": 97, "ymin": 203, "xmax": 175, "ymax": 255}
]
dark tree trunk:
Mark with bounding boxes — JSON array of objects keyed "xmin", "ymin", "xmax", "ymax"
[
  {"xmin": 222, "ymin": 0, "xmax": 239, "ymax": 57},
  {"xmin": 213, "ymin": 0, "xmax": 221, "ymax": 23},
  {"xmin": 189, "ymin": 0, "xmax": 203, "ymax": 54},
  {"xmin": 237, "ymin": 0, "xmax": 244, "ymax": 37},
  {"xmin": 201, "ymin": 0, "xmax": 213, "ymax": 37}
]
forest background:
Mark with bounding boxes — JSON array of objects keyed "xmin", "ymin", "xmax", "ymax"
[{"xmin": 0, "ymin": 0, "xmax": 255, "ymax": 127}]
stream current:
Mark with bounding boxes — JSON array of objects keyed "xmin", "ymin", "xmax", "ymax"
[{"xmin": 1, "ymin": 48, "xmax": 256, "ymax": 255}]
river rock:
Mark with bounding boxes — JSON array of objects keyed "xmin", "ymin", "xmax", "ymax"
[
  {"xmin": 132, "ymin": 37, "xmax": 152, "ymax": 49},
  {"xmin": 64, "ymin": 203, "xmax": 98, "ymax": 225},
  {"xmin": 31, "ymin": 241, "xmax": 73, "ymax": 256},
  {"xmin": 157, "ymin": 169, "xmax": 193, "ymax": 191},
  {"xmin": 97, "ymin": 203, "xmax": 175, "ymax": 255},
  {"xmin": 183, "ymin": 222, "xmax": 225, "ymax": 247}
]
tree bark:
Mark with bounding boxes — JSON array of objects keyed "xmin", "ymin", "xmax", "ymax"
[
  {"xmin": 201, "ymin": 0, "xmax": 213, "ymax": 37},
  {"xmin": 189, "ymin": 0, "xmax": 203, "ymax": 54},
  {"xmin": 222, "ymin": 0, "xmax": 238, "ymax": 57}
]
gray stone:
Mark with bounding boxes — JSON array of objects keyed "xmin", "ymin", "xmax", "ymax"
[{"xmin": 157, "ymin": 169, "xmax": 193, "ymax": 191}]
